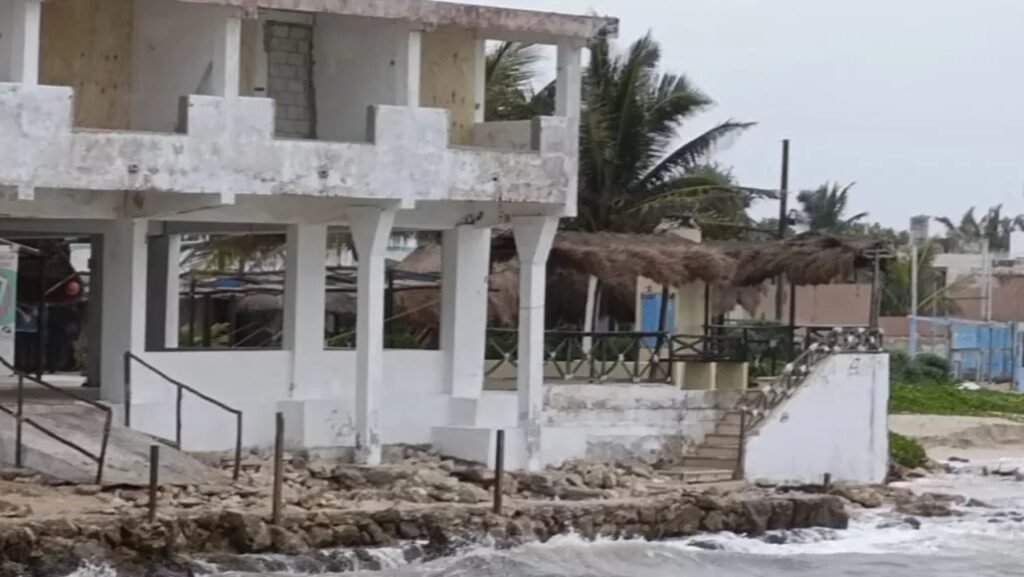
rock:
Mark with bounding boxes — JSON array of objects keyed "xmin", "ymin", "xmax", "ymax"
[
  {"xmin": 966, "ymin": 498, "xmax": 992, "ymax": 509},
  {"xmin": 519, "ymin": 473, "xmax": 558, "ymax": 497},
  {"xmin": 906, "ymin": 468, "xmax": 929, "ymax": 479},
  {"xmin": 219, "ymin": 511, "xmax": 271, "ymax": 553},
  {"xmin": 688, "ymin": 539, "xmax": 724, "ymax": 551},
  {"xmin": 414, "ymin": 469, "xmax": 460, "ymax": 492},
  {"xmin": 73, "ymin": 485, "xmax": 102, "ymax": 496},
  {"xmin": 363, "ymin": 467, "xmax": 413, "ymax": 486},
  {"xmin": 832, "ymin": 486, "xmax": 883, "ymax": 509},
  {"xmin": 333, "ymin": 525, "xmax": 364, "ymax": 547},
  {"xmin": 455, "ymin": 484, "xmax": 490, "ymax": 504},
  {"xmin": 878, "ymin": 516, "xmax": 922, "ymax": 530},
  {"xmin": 451, "ymin": 467, "xmax": 494, "ymax": 485},
  {"xmin": 948, "ymin": 456, "xmax": 970, "ymax": 464},
  {"xmin": 270, "ymin": 526, "xmax": 308, "ymax": 555},
  {"xmin": 896, "ymin": 501, "xmax": 955, "ymax": 518},
  {"xmin": 701, "ymin": 511, "xmax": 726, "ymax": 533},
  {"xmin": 560, "ymin": 486, "xmax": 608, "ymax": 501},
  {"xmin": 0, "ymin": 500, "xmax": 31, "ymax": 518}
]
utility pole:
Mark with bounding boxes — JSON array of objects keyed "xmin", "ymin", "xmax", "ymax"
[
  {"xmin": 774, "ymin": 139, "xmax": 790, "ymax": 323},
  {"xmin": 909, "ymin": 243, "xmax": 919, "ymax": 356}
]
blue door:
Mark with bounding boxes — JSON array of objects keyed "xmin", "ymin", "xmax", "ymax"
[{"xmin": 641, "ymin": 292, "xmax": 675, "ymax": 347}]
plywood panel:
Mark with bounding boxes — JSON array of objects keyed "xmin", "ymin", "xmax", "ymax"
[
  {"xmin": 40, "ymin": 0, "xmax": 134, "ymax": 129},
  {"xmin": 420, "ymin": 28, "xmax": 480, "ymax": 145}
]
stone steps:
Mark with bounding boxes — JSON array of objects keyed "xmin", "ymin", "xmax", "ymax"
[
  {"xmin": 694, "ymin": 445, "xmax": 739, "ymax": 459},
  {"xmin": 704, "ymin": 434, "xmax": 740, "ymax": 448},
  {"xmin": 680, "ymin": 456, "xmax": 738, "ymax": 470},
  {"xmin": 661, "ymin": 467, "xmax": 735, "ymax": 484}
]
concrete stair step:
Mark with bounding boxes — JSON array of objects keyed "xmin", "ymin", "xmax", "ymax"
[
  {"xmin": 695, "ymin": 445, "xmax": 739, "ymax": 459},
  {"xmin": 660, "ymin": 467, "xmax": 735, "ymax": 484},
  {"xmin": 720, "ymin": 412, "xmax": 744, "ymax": 426},
  {"xmin": 704, "ymin": 434, "xmax": 740, "ymax": 448},
  {"xmin": 715, "ymin": 422, "xmax": 742, "ymax": 436},
  {"xmin": 681, "ymin": 456, "xmax": 738, "ymax": 470}
]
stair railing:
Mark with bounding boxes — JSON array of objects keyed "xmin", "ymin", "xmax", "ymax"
[
  {"xmin": 123, "ymin": 352, "xmax": 242, "ymax": 480},
  {"xmin": 735, "ymin": 327, "xmax": 885, "ymax": 475},
  {"xmin": 0, "ymin": 356, "xmax": 111, "ymax": 484}
]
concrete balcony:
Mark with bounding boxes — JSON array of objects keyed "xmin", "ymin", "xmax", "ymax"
[{"xmin": 0, "ymin": 84, "xmax": 575, "ymax": 209}]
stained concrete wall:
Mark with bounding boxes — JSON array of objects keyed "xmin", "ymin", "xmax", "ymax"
[
  {"xmin": 744, "ymin": 353, "xmax": 889, "ymax": 484},
  {"xmin": 314, "ymin": 15, "xmax": 414, "ymax": 143},
  {"xmin": 265, "ymin": 20, "xmax": 314, "ymax": 138},
  {"xmin": 131, "ymin": 0, "xmax": 233, "ymax": 131}
]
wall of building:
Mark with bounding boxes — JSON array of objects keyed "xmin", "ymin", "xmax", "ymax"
[
  {"xmin": 0, "ymin": 1, "xmax": 13, "ymax": 81},
  {"xmin": 420, "ymin": 28, "xmax": 481, "ymax": 145},
  {"xmin": 131, "ymin": 0, "xmax": 232, "ymax": 131},
  {"xmin": 739, "ymin": 283, "xmax": 872, "ymax": 325},
  {"xmin": 313, "ymin": 15, "xmax": 413, "ymax": 143},
  {"xmin": 744, "ymin": 353, "xmax": 889, "ymax": 484},
  {"xmin": 264, "ymin": 18, "xmax": 314, "ymax": 138},
  {"xmin": 128, "ymin": 348, "xmax": 450, "ymax": 451}
]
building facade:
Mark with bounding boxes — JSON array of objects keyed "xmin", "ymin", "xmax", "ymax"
[{"xmin": 0, "ymin": 0, "xmax": 616, "ymax": 469}]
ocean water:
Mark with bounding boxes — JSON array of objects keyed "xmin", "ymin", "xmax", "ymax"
[{"xmin": 73, "ymin": 458, "xmax": 1024, "ymax": 577}]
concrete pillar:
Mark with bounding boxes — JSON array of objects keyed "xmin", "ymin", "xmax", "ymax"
[
  {"xmin": 555, "ymin": 41, "xmax": 582, "ymax": 211},
  {"xmin": 146, "ymin": 234, "xmax": 181, "ymax": 350},
  {"xmin": 86, "ymin": 235, "xmax": 103, "ymax": 387},
  {"xmin": 349, "ymin": 207, "xmax": 396, "ymax": 465},
  {"xmin": 283, "ymin": 224, "xmax": 327, "ymax": 397},
  {"xmin": 8, "ymin": 0, "xmax": 41, "ymax": 84},
  {"xmin": 100, "ymin": 219, "xmax": 148, "ymax": 403},
  {"xmin": 404, "ymin": 30, "xmax": 422, "ymax": 107},
  {"xmin": 512, "ymin": 216, "xmax": 558, "ymax": 471},
  {"xmin": 211, "ymin": 13, "xmax": 242, "ymax": 97},
  {"xmin": 440, "ymin": 226, "xmax": 491, "ymax": 399}
]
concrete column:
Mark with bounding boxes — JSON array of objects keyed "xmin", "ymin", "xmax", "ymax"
[
  {"xmin": 404, "ymin": 30, "xmax": 422, "ymax": 107},
  {"xmin": 146, "ymin": 234, "xmax": 181, "ymax": 350},
  {"xmin": 100, "ymin": 219, "xmax": 148, "ymax": 403},
  {"xmin": 555, "ymin": 42, "xmax": 583, "ymax": 120},
  {"xmin": 283, "ymin": 224, "xmax": 327, "ymax": 397},
  {"xmin": 440, "ymin": 226, "xmax": 491, "ymax": 399},
  {"xmin": 86, "ymin": 235, "xmax": 103, "ymax": 387},
  {"xmin": 349, "ymin": 207, "xmax": 396, "ymax": 465},
  {"xmin": 512, "ymin": 216, "xmax": 558, "ymax": 471},
  {"xmin": 8, "ymin": 0, "xmax": 41, "ymax": 84},
  {"xmin": 211, "ymin": 14, "xmax": 242, "ymax": 97}
]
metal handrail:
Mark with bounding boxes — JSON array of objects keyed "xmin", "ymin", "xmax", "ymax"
[
  {"xmin": 123, "ymin": 351, "xmax": 242, "ymax": 480},
  {"xmin": 0, "ymin": 356, "xmax": 111, "ymax": 484}
]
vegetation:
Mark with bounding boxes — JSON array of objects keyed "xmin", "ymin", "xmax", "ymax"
[
  {"xmin": 880, "ymin": 241, "xmax": 958, "ymax": 316},
  {"xmin": 890, "ymin": 381, "xmax": 1024, "ymax": 417},
  {"xmin": 889, "ymin": 432, "xmax": 928, "ymax": 469},
  {"xmin": 795, "ymin": 182, "xmax": 867, "ymax": 234},
  {"xmin": 889, "ymin": 350, "xmax": 953, "ymax": 385},
  {"xmin": 935, "ymin": 205, "xmax": 1024, "ymax": 252}
]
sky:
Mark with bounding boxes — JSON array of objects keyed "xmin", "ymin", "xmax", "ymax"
[{"xmin": 454, "ymin": 0, "xmax": 1024, "ymax": 229}]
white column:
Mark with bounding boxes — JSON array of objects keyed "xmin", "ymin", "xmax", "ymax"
[
  {"xmin": 349, "ymin": 207, "xmax": 396, "ymax": 465},
  {"xmin": 555, "ymin": 41, "xmax": 583, "ymax": 119},
  {"xmin": 100, "ymin": 219, "xmax": 149, "ymax": 403},
  {"xmin": 283, "ymin": 224, "xmax": 327, "ymax": 397},
  {"xmin": 440, "ymin": 226, "xmax": 491, "ymax": 399},
  {"xmin": 146, "ymin": 234, "xmax": 181, "ymax": 349},
  {"xmin": 8, "ymin": 0, "xmax": 41, "ymax": 85},
  {"xmin": 472, "ymin": 37, "xmax": 487, "ymax": 123},
  {"xmin": 211, "ymin": 14, "xmax": 242, "ymax": 97},
  {"xmin": 403, "ymin": 30, "xmax": 422, "ymax": 107},
  {"xmin": 512, "ymin": 216, "xmax": 558, "ymax": 471}
]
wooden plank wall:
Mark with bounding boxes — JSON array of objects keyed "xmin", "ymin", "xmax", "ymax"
[
  {"xmin": 40, "ymin": 0, "xmax": 134, "ymax": 129},
  {"xmin": 420, "ymin": 28, "xmax": 481, "ymax": 145}
]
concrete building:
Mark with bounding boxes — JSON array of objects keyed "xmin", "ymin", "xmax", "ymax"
[{"xmin": 0, "ymin": 0, "xmax": 614, "ymax": 469}]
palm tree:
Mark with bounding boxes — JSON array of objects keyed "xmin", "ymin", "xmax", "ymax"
[
  {"xmin": 935, "ymin": 205, "xmax": 1024, "ymax": 252},
  {"xmin": 881, "ymin": 241, "xmax": 958, "ymax": 316},
  {"xmin": 795, "ymin": 182, "xmax": 867, "ymax": 233},
  {"xmin": 485, "ymin": 34, "xmax": 755, "ymax": 233}
]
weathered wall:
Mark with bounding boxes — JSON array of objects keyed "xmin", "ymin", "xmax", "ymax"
[
  {"xmin": 128, "ymin": 348, "xmax": 452, "ymax": 450},
  {"xmin": 741, "ymin": 283, "xmax": 872, "ymax": 325},
  {"xmin": 744, "ymin": 353, "xmax": 889, "ymax": 484},
  {"xmin": 40, "ymin": 0, "xmax": 133, "ymax": 129},
  {"xmin": 313, "ymin": 15, "xmax": 413, "ymax": 143},
  {"xmin": 420, "ymin": 27, "xmax": 482, "ymax": 145},
  {"xmin": 131, "ymin": 0, "xmax": 233, "ymax": 131}
]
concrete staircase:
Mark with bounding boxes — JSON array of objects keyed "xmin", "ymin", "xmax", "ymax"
[{"xmin": 664, "ymin": 409, "xmax": 744, "ymax": 483}]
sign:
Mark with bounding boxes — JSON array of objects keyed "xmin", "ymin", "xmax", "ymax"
[{"xmin": 0, "ymin": 247, "xmax": 17, "ymax": 372}]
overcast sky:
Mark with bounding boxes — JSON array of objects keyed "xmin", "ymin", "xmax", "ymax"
[{"xmin": 456, "ymin": 0, "xmax": 1024, "ymax": 229}]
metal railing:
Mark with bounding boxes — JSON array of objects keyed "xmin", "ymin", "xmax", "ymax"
[
  {"xmin": 0, "ymin": 356, "xmax": 111, "ymax": 484},
  {"xmin": 123, "ymin": 352, "xmax": 242, "ymax": 480}
]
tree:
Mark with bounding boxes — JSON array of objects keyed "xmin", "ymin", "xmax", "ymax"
[
  {"xmin": 935, "ymin": 205, "xmax": 1024, "ymax": 252},
  {"xmin": 485, "ymin": 35, "xmax": 756, "ymax": 233},
  {"xmin": 795, "ymin": 182, "xmax": 867, "ymax": 233},
  {"xmin": 881, "ymin": 241, "xmax": 958, "ymax": 316}
]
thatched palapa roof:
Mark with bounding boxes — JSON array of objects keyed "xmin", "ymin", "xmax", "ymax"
[{"xmin": 716, "ymin": 233, "xmax": 888, "ymax": 287}]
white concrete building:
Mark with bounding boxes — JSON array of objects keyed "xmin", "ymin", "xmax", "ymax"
[{"xmin": 0, "ymin": 0, "xmax": 615, "ymax": 468}]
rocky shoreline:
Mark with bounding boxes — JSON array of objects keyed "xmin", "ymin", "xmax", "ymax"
[{"xmin": 0, "ymin": 447, "xmax": 968, "ymax": 577}]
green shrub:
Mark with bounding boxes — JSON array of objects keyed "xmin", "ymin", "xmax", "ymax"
[
  {"xmin": 889, "ymin": 432, "xmax": 927, "ymax": 469},
  {"xmin": 889, "ymin": 350, "xmax": 953, "ymax": 384},
  {"xmin": 915, "ymin": 353, "xmax": 952, "ymax": 383}
]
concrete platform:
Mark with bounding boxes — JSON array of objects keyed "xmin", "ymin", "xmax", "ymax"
[{"xmin": 0, "ymin": 402, "xmax": 227, "ymax": 486}]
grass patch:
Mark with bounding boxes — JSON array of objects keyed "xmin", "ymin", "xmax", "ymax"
[
  {"xmin": 890, "ymin": 381, "xmax": 1024, "ymax": 417},
  {"xmin": 889, "ymin": 432, "xmax": 928, "ymax": 469}
]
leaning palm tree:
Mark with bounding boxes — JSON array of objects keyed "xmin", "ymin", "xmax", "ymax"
[
  {"xmin": 795, "ymin": 182, "xmax": 867, "ymax": 233},
  {"xmin": 935, "ymin": 205, "xmax": 1024, "ymax": 252},
  {"xmin": 485, "ymin": 34, "xmax": 756, "ymax": 233}
]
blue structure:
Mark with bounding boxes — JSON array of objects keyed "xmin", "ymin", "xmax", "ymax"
[{"xmin": 909, "ymin": 315, "xmax": 1019, "ymax": 388}]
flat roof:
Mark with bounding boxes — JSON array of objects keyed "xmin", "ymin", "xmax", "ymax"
[{"xmin": 174, "ymin": 0, "xmax": 618, "ymax": 41}]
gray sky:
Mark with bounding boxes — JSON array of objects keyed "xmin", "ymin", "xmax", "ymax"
[{"xmin": 457, "ymin": 0, "xmax": 1024, "ymax": 229}]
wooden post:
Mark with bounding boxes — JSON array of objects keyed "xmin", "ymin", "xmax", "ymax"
[
  {"xmin": 272, "ymin": 412, "xmax": 284, "ymax": 525},
  {"xmin": 15, "ymin": 375, "xmax": 24, "ymax": 468},
  {"xmin": 822, "ymin": 472, "xmax": 832, "ymax": 491},
  {"xmin": 148, "ymin": 445, "xmax": 160, "ymax": 523},
  {"xmin": 492, "ymin": 430, "xmax": 505, "ymax": 515}
]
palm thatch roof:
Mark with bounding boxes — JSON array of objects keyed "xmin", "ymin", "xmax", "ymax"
[{"xmin": 716, "ymin": 232, "xmax": 888, "ymax": 287}]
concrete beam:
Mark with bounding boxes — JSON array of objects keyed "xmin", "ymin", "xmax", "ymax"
[{"xmin": 173, "ymin": 0, "xmax": 619, "ymax": 42}]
